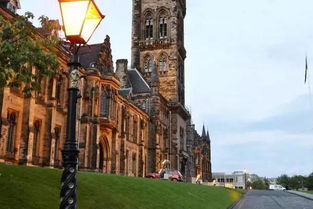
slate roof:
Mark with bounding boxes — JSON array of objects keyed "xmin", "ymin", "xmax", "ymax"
[
  {"xmin": 78, "ymin": 44, "xmax": 102, "ymax": 69},
  {"xmin": 118, "ymin": 88, "xmax": 132, "ymax": 97},
  {"xmin": 127, "ymin": 69, "xmax": 150, "ymax": 94}
]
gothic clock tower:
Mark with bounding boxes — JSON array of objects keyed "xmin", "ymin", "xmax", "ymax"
[{"xmin": 131, "ymin": 0, "xmax": 186, "ymax": 105}]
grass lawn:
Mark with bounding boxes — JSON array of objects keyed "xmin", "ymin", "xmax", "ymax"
[
  {"xmin": 0, "ymin": 164, "xmax": 242, "ymax": 209},
  {"xmin": 304, "ymin": 191, "xmax": 313, "ymax": 194}
]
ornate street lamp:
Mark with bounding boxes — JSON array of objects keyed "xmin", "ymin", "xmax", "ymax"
[
  {"xmin": 58, "ymin": 0, "xmax": 104, "ymax": 208},
  {"xmin": 59, "ymin": 0, "xmax": 104, "ymax": 44}
]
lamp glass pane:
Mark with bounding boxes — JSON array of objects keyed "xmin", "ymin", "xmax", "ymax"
[
  {"xmin": 60, "ymin": 1, "xmax": 89, "ymax": 36},
  {"xmin": 81, "ymin": 1, "xmax": 102, "ymax": 42}
]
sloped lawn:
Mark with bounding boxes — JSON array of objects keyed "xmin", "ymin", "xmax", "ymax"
[{"xmin": 0, "ymin": 164, "xmax": 242, "ymax": 209}]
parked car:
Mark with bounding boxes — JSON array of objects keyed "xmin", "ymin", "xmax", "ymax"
[
  {"xmin": 146, "ymin": 169, "xmax": 184, "ymax": 182},
  {"xmin": 269, "ymin": 184, "xmax": 286, "ymax": 190},
  {"xmin": 167, "ymin": 170, "xmax": 183, "ymax": 182},
  {"xmin": 146, "ymin": 172, "xmax": 161, "ymax": 179}
]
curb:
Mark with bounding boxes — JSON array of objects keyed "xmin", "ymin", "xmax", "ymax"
[{"xmin": 286, "ymin": 191, "xmax": 313, "ymax": 201}]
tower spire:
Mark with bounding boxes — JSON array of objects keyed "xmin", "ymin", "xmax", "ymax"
[
  {"xmin": 207, "ymin": 129, "xmax": 211, "ymax": 142},
  {"xmin": 201, "ymin": 125, "xmax": 206, "ymax": 138}
]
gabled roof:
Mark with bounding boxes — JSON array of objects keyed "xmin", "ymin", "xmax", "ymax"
[
  {"xmin": 127, "ymin": 68, "xmax": 150, "ymax": 94},
  {"xmin": 78, "ymin": 35, "xmax": 114, "ymax": 73},
  {"xmin": 78, "ymin": 44, "xmax": 102, "ymax": 69}
]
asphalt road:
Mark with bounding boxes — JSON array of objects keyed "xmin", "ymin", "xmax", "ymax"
[{"xmin": 232, "ymin": 190, "xmax": 313, "ymax": 209}]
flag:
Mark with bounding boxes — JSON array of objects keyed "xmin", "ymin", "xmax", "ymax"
[{"xmin": 305, "ymin": 56, "xmax": 308, "ymax": 84}]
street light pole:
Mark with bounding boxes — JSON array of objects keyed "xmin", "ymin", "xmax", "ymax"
[
  {"xmin": 243, "ymin": 168, "xmax": 247, "ymax": 190},
  {"xmin": 60, "ymin": 48, "xmax": 80, "ymax": 209},
  {"xmin": 57, "ymin": 1, "xmax": 103, "ymax": 208}
]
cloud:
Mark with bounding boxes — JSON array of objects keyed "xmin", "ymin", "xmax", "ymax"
[{"xmin": 210, "ymin": 95, "xmax": 313, "ymax": 177}]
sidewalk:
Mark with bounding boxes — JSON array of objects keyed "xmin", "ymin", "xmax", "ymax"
[{"xmin": 287, "ymin": 190, "xmax": 313, "ymax": 200}]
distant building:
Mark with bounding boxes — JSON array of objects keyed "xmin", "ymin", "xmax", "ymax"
[{"xmin": 212, "ymin": 171, "xmax": 249, "ymax": 189}]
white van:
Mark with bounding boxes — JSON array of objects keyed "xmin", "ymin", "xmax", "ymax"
[{"xmin": 269, "ymin": 184, "xmax": 286, "ymax": 191}]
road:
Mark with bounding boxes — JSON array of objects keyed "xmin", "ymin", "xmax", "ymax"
[{"xmin": 232, "ymin": 190, "xmax": 313, "ymax": 209}]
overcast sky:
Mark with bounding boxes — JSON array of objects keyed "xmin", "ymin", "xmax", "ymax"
[{"xmin": 19, "ymin": 0, "xmax": 313, "ymax": 178}]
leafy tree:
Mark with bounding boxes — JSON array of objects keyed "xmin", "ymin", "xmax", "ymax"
[
  {"xmin": 277, "ymin": 174, "xmax": 308, "ymax": 190},
  {"xmin": 247, "ymin": 175, "xmax": 268, "ymax": 190},
  {"xmin": 0, "ymin": 12, "xmax": 60, "ymax": 94},
  {"xmin": 0, "ymin": 11, "xmax": 60, "ymax": 136},
  {"xmin": 307, "ymin": 173, "xmax": 313, "ymax": 190},
  {"xmin": 289, "ymin": 175, "xmax": 306, "ymax": 190},
  {"xmin": 277, "ymin": 174, "xmax": 289, "ymax": 189}
]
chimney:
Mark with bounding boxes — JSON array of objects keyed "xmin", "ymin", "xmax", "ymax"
[{"xmin": 116, "ymin": 59, "xmax": 129, "ymax": 88}]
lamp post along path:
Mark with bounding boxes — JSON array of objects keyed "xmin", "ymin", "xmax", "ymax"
[{"xmin": 58, "ymin": 1, "xmax": 104, "ymax": 208}]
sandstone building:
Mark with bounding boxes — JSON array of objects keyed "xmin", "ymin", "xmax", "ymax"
[{"xmin": 0, "ymin": 0, "xmax": 212, "ymax": 182}]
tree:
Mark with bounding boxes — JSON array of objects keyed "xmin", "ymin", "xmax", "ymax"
[
  {"xmin": 0, "ymin": 12, "xmax": 60, "ymax": 94},
  {"xmin": 277, "ymin": 174, "xmax": 289, "ymax": 189},
  {"xmin": 0, "ymin": 11, "xmax": 60, "ymax": 135},
  {"xmin": 307, "ymin": 173, "xmax": 313, "ymax": 190},
  {"xmin": 289, "ymin": 175, "xmax": 306, "ymax": 190},
  {"xmin": 247, "ymin": 175, "xmax": 269, "ymax": 190}
]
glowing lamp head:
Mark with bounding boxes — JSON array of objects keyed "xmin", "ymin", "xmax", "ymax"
[{"xmin": 58, "ymin": 0, "xmax": 104, "ymax": 44}]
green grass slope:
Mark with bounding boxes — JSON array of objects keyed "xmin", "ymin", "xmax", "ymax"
[{"xmin": 0, "ymin": 164, "xmax": 241, "ymax": 209}]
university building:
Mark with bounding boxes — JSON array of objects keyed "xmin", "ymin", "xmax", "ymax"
[{"xmin": 0, "ymin": 0, "xmax": 212, "ymax": 182}]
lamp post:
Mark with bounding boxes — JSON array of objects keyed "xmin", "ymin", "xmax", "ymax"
[
  {"xmin": 58, "ymin": 1, "xmax": 104, "ymax": 208},
  {"xmin": 243, "ymin": 168, "xmax": 247, "ymax": 190}
]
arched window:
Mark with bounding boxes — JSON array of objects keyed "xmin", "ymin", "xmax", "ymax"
[
  {"xmin": 6, "ymin": 112, "xmax": 16, "ymax": 152},
  {"xmin": 159, "ymin": 16, "xmax": 167, "ymax": 38},
  {"xmin": 100, "ymin": 89, "xmax": 109, "ymax": 117},
  {"xmin": 33, "ymin": 120, "xmax": 41, "ymax": 158},
  {"xmin": 159, "ymin": 56, "xmax": 167, "ymax": 72},
  {"xmin": 144, "ymin": 57, "xmax": 153, "ymax": 72},
  {"xmin": 145, "ymin": 15, "xmax": 153, "ymax": 39}
]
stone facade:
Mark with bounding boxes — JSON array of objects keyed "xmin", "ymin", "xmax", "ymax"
[
  {"xmin": 0, "ymin": 0, "xmax": 212, "ymax": 181},
  {"xmin": 128, "ymin": 0, "xmax": 211, "ymax": 181},
  {"xmin": 0, "ymin": 8, "xmax": 150, "ymax": 177},
  {"xmin": 186, "ymin": 125, "xmax": 212, "ymax": 182}
]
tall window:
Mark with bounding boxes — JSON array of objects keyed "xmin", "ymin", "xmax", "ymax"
[
  {"xmin": 33, "ymin": 120, "xmax": 41, "ymax": 158},
  {"xmin": 144, "ymin": 57, "xmax": 153, "ymax": 72},
  {"xmin": 6, "ymin": 112, "xmax": 16, "ymax": 152},
  {"xmin": 56, "ymin": 74, "xmax": 62, "ymax": 104},
  {"xmin": 132, "ymin": 153, "xmax": 137, "ymax": 176},
  {"xmin": 100, "ymin": 91, "xmax": 109, "ymax": 117},
  {"xmin": 159, "ymin": 17, "xmax": 167, "ymax": 38},
  {"xmin": 133, "ymin": 120, "xmax": 138, "ymax": 143},
  {"xmin": 54, "ymin": 127, "xmax": 61, "ymax": 165},
  {"xmin": 145, "ymin": 17, "xmax": 153, "ymax": 39},
  {"xmin": 159, "ymin": 56, "xmax": 167, "ymax": 72}
]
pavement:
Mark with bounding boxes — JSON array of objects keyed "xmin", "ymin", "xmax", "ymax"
[
  {"xmin": 287, "ymin": 190, "xmax": 313, "ymax": 200},
  {"xmin": 231, "ymin": 190, "xmax": 313, "ymax": 209}
]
